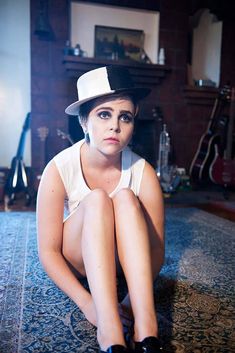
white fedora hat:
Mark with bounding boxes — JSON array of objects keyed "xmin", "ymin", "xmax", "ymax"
[{"xmin": 65, "ymin": 65, "xmax": 151, "ymax": 115}]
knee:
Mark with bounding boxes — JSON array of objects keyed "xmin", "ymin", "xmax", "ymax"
[
  {"xmin": 113, "ymin": 188, "xmax": 141, "ymax": 211},
  {"xmin": 83, "ymin": 188, "xmax": 113, "ymax": 214}
]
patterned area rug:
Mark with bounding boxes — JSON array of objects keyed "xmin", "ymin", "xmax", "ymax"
[{"xmin": 0, "ymin": 209, "xmax": 234, "ymax": 353}]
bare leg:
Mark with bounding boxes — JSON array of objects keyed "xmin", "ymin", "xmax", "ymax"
[
  {"xmin": 113, "ymin": 189, "xmax": 158, "ymax": 341},
  {"xmin": 63, "ymin": 189, "xmax": 125, "ymax": 350}
]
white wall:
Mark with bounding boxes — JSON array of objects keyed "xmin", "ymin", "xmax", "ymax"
[
  {"xmin": 71, "ymin": 2, "xmax": 159, "ymax": 64},
  {"xmin": 0, "ymin": 0, "xmax": 31, "ymax": 168},
  {"xmin": 192, "ymin": 9, "xmax": 222, "ymax": 87}
]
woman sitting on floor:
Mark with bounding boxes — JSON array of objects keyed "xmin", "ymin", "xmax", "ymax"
[{"xmin": 37, "ymin": 65, "xmax": 165, "ymax": 353}]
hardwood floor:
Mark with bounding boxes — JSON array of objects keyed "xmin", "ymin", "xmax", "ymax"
[
  {"xmin": 0, "ymin": 192, "xmax": 36, "ymax": 212},
  {"xmin": 165, "ymin": 188, "xmax": 235, "ymax": 222}
]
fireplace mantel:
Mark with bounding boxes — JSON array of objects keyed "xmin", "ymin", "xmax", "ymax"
[
  {"xmin": 182, "ymin": 85, "xmax": 219, "ymax": 106},
  {"xmin": 63, "ymin": 56, "xmax": 171, "ymax": 86}
]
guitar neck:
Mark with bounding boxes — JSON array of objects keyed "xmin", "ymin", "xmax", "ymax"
[
  {"xmin": 208, "ymin": 86, "xmax": 230, "ymax": 133},
  {"xmin": 16, "ymin": 133, "xmax": 27, "ymax": 158},
  {"xmin": 57, "ymin": 129, "xmax": 74, "ymax": 145},
  {"xmin": 37, "ymin": 126, "xmax": 49, "ymax": 173},
  {"xmin": 208, "ymin": 98, "xmax": 219, "ymax": 132},
  {"xmin": 16, "ymin": 113, "xmax": 30, "ymax": 158}
]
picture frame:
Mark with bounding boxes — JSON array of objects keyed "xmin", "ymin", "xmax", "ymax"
[{"xmin": 94, "ymin": 25, "xmax": 145, "ymax": 62}]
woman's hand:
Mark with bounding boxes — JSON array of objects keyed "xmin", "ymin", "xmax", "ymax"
[{"xmin": 81, "ymin": 296, "xmax": 97, "ymax": 327}]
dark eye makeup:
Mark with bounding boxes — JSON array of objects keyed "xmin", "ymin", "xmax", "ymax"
[
  {"xmin": 98, "ymin": 111, "xmax": 111, "ymax": 119},
  {"xmin": 97, "ymin": 110, "xmax": 134, "ymax": 123},
  {"xmin": 119, "ymin": 113, "xmax": 134, "ymax": 123}
]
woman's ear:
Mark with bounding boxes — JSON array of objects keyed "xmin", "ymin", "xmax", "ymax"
[
  {"xmin": 81, "ymin": 122, "xmax": 87, "ymax": 134},
  {"xmin": 81, "ymin": 123, "xmax": 90, "ymax": 143},
  {"xmin": 135, "ymin": 105, "xmax": 139, "ymax": 117}
]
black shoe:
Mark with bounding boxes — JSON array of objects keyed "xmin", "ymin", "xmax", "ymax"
[
  {"xmin": 100, "ymin": 344, "xmax": 129, "ymax": 353},
  {"xmin": 134, "ymin": 336, "xmax": 163, "ymax": 353}
]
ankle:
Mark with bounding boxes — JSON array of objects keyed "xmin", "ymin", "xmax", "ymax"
[
  {"xmin": 97, "ymin": 322, "xmax": 125, "ymax": 350},
  {"xmin": 133, "ymin": 315, "xmax": 158, "ymax": 342}
]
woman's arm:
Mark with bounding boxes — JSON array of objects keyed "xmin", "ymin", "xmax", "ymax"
[
  {"xmin": 37, "ymin": 160, "xmax": 96, "ymax": 326},
  {"xmin": 138, "ymin": 161, "xmax": 165, "ymax": 276}
]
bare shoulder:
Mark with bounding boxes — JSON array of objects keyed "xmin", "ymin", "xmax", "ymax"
[
  {"xmin": 139, "ymin": 161, "xmax": 163, "ymax": 202},
  {"xmin": 41, "ymin": 159, "xmax": 60, "ymax": 180},
  {"xmin": 39, "ymin": 160, "xmax": 65, "ymax": 194},
  {"xmin": 37, "ymin": 160, "xmax": 66, "ymax": 211}
]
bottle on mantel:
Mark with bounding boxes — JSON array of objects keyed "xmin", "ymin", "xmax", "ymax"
[
  {"xmin": 157, "ymin": 123, "xmax": 170, "ymax": 180},
  {"xmin": 158, "ymin": 48, "xmax": 165, "ymax": 65}
]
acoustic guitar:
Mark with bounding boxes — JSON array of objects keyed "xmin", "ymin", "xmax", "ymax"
[
  {"xmin": 30, "ymin": 125, "xmax": 50, "ymax": 197},
  {"xmin": 189, "ymin": 86, "xmax": 230, "ymax": 183},
  {"xmin": 209, "ymin": 87, "xmax": 235, "ymax": 187},
  {"xmin": 4, "ymin": 112, "xmax": 31, "ymax": 205}
]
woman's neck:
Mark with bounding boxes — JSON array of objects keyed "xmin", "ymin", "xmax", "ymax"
[{"xmin": 81, "ymin": 142, "xmax": 121, "ymax": 170}]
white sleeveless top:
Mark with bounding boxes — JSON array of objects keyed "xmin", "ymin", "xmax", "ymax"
[{"xmin": 53, "ymin": 139, "xmax": 145, "ymax": 216}]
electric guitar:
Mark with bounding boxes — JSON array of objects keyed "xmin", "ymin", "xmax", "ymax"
[
  {"xmin": 4, "ymin": 112, "xmax": 31, "ymax": 205},
  {"xmin": 209, "ymin": 87, "xmax": 235, "ymax": 187},
  {"xmin": 189, "ymin": 86, "xmax": 230, "ymax": 183}
]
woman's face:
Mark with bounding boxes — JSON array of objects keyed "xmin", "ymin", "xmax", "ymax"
[{"xmin": 85, "ymin": 97, "xmax": 136, "ymax": 156}]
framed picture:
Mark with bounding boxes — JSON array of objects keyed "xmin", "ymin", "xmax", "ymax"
[{"xmin": 94, "ymin": 25, "xmax": 144, "ymax": 62}]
